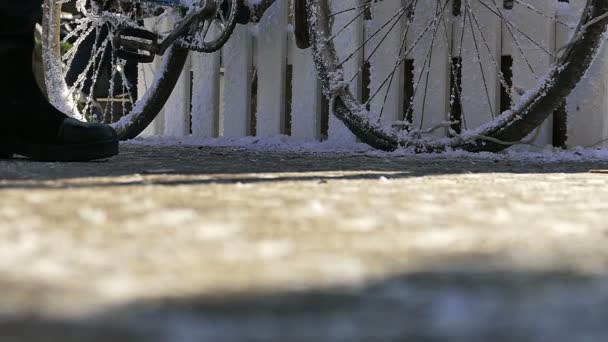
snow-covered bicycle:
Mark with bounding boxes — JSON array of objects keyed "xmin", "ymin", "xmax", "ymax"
[{"xmin": 41, "ymin": 0, "xmax": 608, "ymax": 152}]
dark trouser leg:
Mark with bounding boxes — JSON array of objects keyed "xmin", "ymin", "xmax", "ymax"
[
  {"xmin": 0, "ymin": 0, "xmax": 65, "ymax": 139},
  {"xmin": 0, "ymin": 0, "xmax": 41, "ymax": 27},
  {"xmin": 0, "ymin": 0, "xmax": 42, "ymax": 59}
]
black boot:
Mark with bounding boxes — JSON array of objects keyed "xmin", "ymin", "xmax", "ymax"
[{"xmin": 0, "ymin": 2, "xmax": 119, "ymax": 162}]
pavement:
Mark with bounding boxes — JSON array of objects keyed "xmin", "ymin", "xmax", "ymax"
[{"xmin": 1, "ymin": 144, "xmax": 608, "ymax": 341}]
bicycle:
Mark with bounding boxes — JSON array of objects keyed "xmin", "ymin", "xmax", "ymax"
[{"xmin": 41, "ymin": 0, "xmax": 608, "ymax": 152}]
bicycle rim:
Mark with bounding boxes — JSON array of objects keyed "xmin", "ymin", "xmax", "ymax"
[
  {"xmin": 41, "ymin": 0, "xmax": 189, "ymax": 140},
  {"xmin": 308, "ymin": 0, "xmax": 608, "ymax": 152}
]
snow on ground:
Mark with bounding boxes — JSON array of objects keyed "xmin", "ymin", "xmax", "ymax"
[{"xmin": 127, "ymin": 135, "xmax": 608, "ymax": 162}]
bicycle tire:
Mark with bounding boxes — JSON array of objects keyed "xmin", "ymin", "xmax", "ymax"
[
  {"xmin": 307, "ymin": 0, "xmax": 608, "ymax": 152},
  {"xmin": 41, "ymin": 0, "xmax": 189, "ymax": 141}
]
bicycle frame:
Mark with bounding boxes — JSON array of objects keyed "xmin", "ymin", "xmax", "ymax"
[
  {"xmin": 128, "ymin": 0, "xmax": 183, "ymax": 6},
  {"xmin": 120, "ymin": 0, "xmax": 277, "ymax": 23}
]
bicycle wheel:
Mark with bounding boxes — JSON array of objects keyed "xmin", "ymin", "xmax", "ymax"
[
  {"xmin": 41, "ymin": 0, "xmax": 189, "ymax": 140},
  {"xmin": 308, "ymin": 0, "xmax": 608, "ymax": 152}
]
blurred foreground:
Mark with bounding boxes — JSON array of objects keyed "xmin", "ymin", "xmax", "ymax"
[{"xmin": 1, "ymin": 145, "xmax": 608, "ymax": 341}]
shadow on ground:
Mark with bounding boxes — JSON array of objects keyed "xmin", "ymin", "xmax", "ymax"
[{"xmin": 1, "ymin": 266, "xmax": 607, "ymax": 342}]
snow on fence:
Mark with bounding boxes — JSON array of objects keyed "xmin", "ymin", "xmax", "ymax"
[{"xmin": 140, "ymin": 0, "xmax": 608, "ymax": 149}]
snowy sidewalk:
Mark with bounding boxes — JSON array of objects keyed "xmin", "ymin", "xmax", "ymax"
[{"xmin": 1, "ymin": 144, "xmax": 608, "ymax": 341}]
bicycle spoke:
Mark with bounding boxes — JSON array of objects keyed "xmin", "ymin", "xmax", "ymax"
[
  {"xmin": 310, "ymin": 0, "xmax": 600, "ymax": 151},
  {"xmin": 464, "ymin": 0, "xmax": 495, "ymax": 119},
  {"xmin": 376, "ymin": 6, "xmax": 414, "ymax": 123},
  {"xmin": 417, "ymin": 0, "xmax": 452, "ymax": 129},
  {"xmin": 514, "ymin": 0, "xmax": 575, "ymax": 29},
  {"xmin": 52, "ymin": 0, "xmax": 174, "ymax": 123},
  {"xmin": 104, "ymin": 45, "xmax": 116, "ymax": 123},
  {"xmin": 328, "ymin": 1, "xmax": 379, "ymax": 17},
  {"xmin": 343, "ymin": 3, "xmax": 411, "ymax": 86},
  {"xmin": 477, "ymin": 0, "xmax": 556, "ymax": 59},
  {"xmin": 83, "ymin": 36, "xmax": 110, "ymax": 118},
  {"xmin": 329, "ymin": 0, "xmax": 569, "ymax": 126},
  {"xmin": 361, "ymin": 1, "xmax": 435, "ymax": 110},
  {"xmin": 441, "ymin": 0, "xmax": 466, "ymax": 132}
]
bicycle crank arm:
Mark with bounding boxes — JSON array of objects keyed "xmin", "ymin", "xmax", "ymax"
[{"xmin": 114, "ymin": 0, "xmax": 217, "ymax": 62}]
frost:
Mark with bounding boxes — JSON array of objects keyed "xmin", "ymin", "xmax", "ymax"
[
  {"xmin": 42, "ymin": 0, "xmax": 608, "ymax": 154},
  {"xmin": 126, "ymin": 135, "xmax": 608, "ymax": 162}
]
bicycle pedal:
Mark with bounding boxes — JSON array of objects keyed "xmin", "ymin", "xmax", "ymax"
[{"xmin": 113, "ymin": 27, "xmax": 159, "ymax": 63}]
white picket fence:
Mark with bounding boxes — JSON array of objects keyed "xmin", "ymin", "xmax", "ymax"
[{"xmin": 140, "ymin": 1, "xmax": 608, "ymax": 149}]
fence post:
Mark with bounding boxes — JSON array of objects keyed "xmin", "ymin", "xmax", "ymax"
[
  {"xmin": 410, "ymin": 2, "xmax": 452, "ymax": 136},
  {"xmin": 223, "ymin": 25, "xmax": 254, "ymax": 137},
  {"xmin": 138, "ymin": 18, "xmax": 166, "ymax": 136},
  {"xmin": 255, "ymin": 1, "xmax": 289, "ymax": 137},
  {"xmin": 328, "ymin": 0, "xmax": 362, "ymax": 144},
  {"xmin": 367, "ymin": 1, "xmax": 405, "ymax": 125},
  {"xmin": 290, "ymin": 36, "xmax": 322, "ymax": 140},
  {"xmin": 138, "ymin": 57, "xmax": 165, "ymax": 136},
  {"xmin": 163, "ymin": 54, "xmax": 192, "ymax": 137},
  {"xmin": 559, "ymin": 0, "xmax": 608, "ymax": 148},
  {"xmin": 566, "ymin": 41, "xmax": 608, "ymax": 148},
  {"xmin": 458, "ymin": 1, "xmax": 501, "ymax": 130},
  {"xmin": 506, "ymin": 0, "xmax": 555, "ymax": 145},
  {"xmin": 191, "ymin": 47, "xmax": 221, "ymax": 137}
]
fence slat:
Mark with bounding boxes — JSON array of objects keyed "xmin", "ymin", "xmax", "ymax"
[
  {"xmin": 163, "ymin": 54, "xmax": 192, "ymax": 137},
  {"xmin": 223, "ymin": 25, "xmax": 253, "ymax": 137},
  {"xmin": 367, "ymin": 1, "xmax": 404, "ymax": 125},
  {"xmin": 328, "ymin": 0, "xmax": 362, "ymax": 144},
  {"xmin": 563, "ymin": 0, "xmax": 608, "ymax": 148},
  {"xmin": 566, "ymin": 46, "xmax": 608, "ymax": 148},
  {"xmin": 506, "ymin": 1, "xmax": 555, "ymax": 145},
  {"xmin": 151, "ymin": 16, "xmax": 191, "ymax": 137},
  {"xmin": 138, "ymin": 58, "xmax": 165, "ymax": 136},
  {"xmin": 411, "ymin": 2, "xmax": 451, "ymax": 136},
  {"xmin": 135, "ymin": 3, "xmax": 605, "ymax": 151},
  {"xmin": 139, "ymin": 18, "xmax": 165, "ymax": 136},
  {"xmin": 290, "ymin": 38, "xmax": 322, "ymax": 140},
  {"xmin": 255, "ymin": 1, "xmax": 289, "ymax": 137},
  {"xmin": 191, "ymin": 48, "xmax": 220, "ymax": 137},
  {"xmin": 459, "ymin": 2, "xmax": 501, "ymax": 129}
]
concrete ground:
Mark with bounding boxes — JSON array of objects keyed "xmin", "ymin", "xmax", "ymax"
[{"xmin": 1, "ymin": 144, "xmax": 608, "ymax": 341}]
